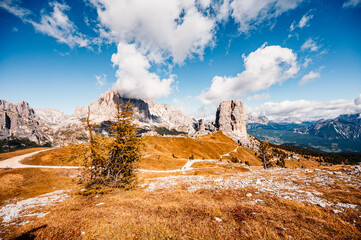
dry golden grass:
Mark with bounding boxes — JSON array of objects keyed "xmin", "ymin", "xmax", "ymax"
[
  {"xmin": 21, "ymin": 145, "xmax": 87, "ymax": 166},
  {"xmin": 139, "ymin": 155, "xmax": 187, "ymax": 170},
  {"xmin": 22, "ymin": 131, "xmax": 262, "ymax": 170},
  {"xmin": 7, "ymin": 188, "xmax": 361, "ymax": 240},
  {"xmin": 0, "ymin": 168, "xmax": 78, "ymax": 206},
  {"xmin": 144, "ymin": 131, "xmax": 261, "ymax": 163},
  {"xmin": 0, "ymin": 147, "xmax": 50, "ymax": 161},
  {"xmin": 144, "ymin": 131, "xmax": 235, "ymax": 159}
]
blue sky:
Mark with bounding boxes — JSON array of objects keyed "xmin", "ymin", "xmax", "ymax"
[{"xmin": 0, "ymin": 0, "xmax": 361, "ymax": 121}]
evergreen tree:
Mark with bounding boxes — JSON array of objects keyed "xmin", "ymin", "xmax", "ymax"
[
  {"xmin": 104, "ymin": 101, "xmax": 142, "ymax": 188},
  {"xmin": 82, "ymin": 101, "xmax": 142, "ymax": 191}
]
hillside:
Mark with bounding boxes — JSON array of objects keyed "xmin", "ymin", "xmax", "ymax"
[{"xmin": 1, "ymin": 145, "xmax": 361, "ymax": 239}]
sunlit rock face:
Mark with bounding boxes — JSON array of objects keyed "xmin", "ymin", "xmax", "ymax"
[
  {"xmin": 215, "ymin": 100, "xmax": 247, "ymax": 136},
  {"xmin": 0, "ymin": 100, "xmax": 49, "ymax": 144},
  {"xmin": 214, "ymin": 100, "xmax": 256, "ymax": 148}
]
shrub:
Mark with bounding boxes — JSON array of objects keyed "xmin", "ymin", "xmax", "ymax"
[{"xmin": 231, "ymin": 156, "xmax": 239, "ymax": 163}]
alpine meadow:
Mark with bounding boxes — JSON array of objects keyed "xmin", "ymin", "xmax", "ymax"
[{"xmin": 1, "ymin": 0, "xmax": 361, "ymax": 239}]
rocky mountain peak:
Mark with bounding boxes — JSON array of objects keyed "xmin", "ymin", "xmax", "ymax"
[
  {"xmin": 75, "ymin": 89, "xmax": 152, "ymax": 123},
  {"xmin": 215, "ymin": 100, "xmax": 247, "ymax": 136},
  {"xmin": 0, "ymin": 100, "xmax": 48, "ymax": 144}
]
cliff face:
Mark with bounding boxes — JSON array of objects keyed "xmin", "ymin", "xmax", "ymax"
[
  {"xmin": 0, "ymin": 100, "xmax": 49, "ymax": 144},
  {"xmin": 74, "ymin": 89, "xmax": 152, "ymax": 123},
  {"xmin": 0, "ymin": 89, "xmax": 197, "ymax": 146},
  {"xmin": 0, "ymin": 91, "xmax": 256, "ymax": 149},
  {"xmin": 73, "ymin": 90, "xmax": 195, "ymax": 132},
  {"xmin": 215, "ymin": 100, "xmax": 247, "ymax": 137}
]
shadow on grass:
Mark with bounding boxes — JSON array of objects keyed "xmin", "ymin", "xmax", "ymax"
[{"xmin": 13, "ymin": 225, "xmax": 47, "ymax": 240}]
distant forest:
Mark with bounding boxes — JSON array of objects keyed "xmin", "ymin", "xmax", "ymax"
[{"xmin": 270, "ymin": 143, "xmax": 361, "ymax": 165}]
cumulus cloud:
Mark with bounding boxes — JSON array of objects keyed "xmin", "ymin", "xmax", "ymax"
[
  {"xmin": 230, "ymin": 0, "xmax": 303, "ymax": 33},
  {"xmin": 343, "ymin": 0, "xmax": 361, "ymax": 8},
  {"xmin": 355, "ymin": 94, "xmax": 361, "ymax": 105},
  {"xmin": 301, "ymin": 38, "xmax": 319, "ymax": 52},
  {"xmin": 90, "ymin": 0, "xmax": 215, "ymax": 64},
  {"xmin": 198, "ymin": 44, "xmax": 299, "ymax": 104},
  {"xmin": 253, "ymin": 97, "xmax": 361, "ymax": 122},
  {"xmin": 111, "ymin": 42, "xmax": 174, "ymax": 99},
  {"xmin": 95, "ymin": 74, "xmax": 107, "ymax": 87},
  {"xmin": 298, "ymin": 71, "xmax": 320, "ymax": 86},
  {"xmin": 246, "ymin": 93, "xmax": 271, "ymax": 102}
]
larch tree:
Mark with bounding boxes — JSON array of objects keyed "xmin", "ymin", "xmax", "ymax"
[
  {"xmin": 82, "ymin": 101, "xmax": 142, "ymax": 191},
  {"xmin": 104, "ymin": 101, "xmax": 142, "ymax": 188}
]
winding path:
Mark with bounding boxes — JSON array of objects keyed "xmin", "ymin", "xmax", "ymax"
[
  {"xmin": 0, "ymin": 149, "xmax": 80, "ymax": 169},
  {"xmin": 0, "ymin": 146, "xmax": 241, "ymax": 172}
]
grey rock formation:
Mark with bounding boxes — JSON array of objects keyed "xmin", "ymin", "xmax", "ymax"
[
  {"xmin": 74, "ymin": 90, "xmax": 196, "ymax": 133},
  {"xmin": 215, "ymin": 100, "xmax": 247, "ymax": 136},
  {"xmin": 146, "ymin": 100, "xmax": 196, "ymax": 132},
  {"xmin": 0, "ymin": 100, "xmax": 49, "ymax": 144},
  {"xmin": 197, "ymin": 119, "xmax": 205, "ymax": 131},
  {"xmin": 75, "ymin": 89, "xmax": 153, "ymax": 123}
]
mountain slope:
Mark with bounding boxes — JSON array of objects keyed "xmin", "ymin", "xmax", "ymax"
[{"xmin": 247, "ymin": 113, "xmax": 361, "ymax": 153}]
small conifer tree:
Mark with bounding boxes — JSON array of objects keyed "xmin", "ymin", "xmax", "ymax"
[
  {"xmin": 82, "ymin": 101, "xmax": 142, "ymax": 191},
  {"xmin": 104, "ymin": 101, "xmax": 142, "ymax": 188}
]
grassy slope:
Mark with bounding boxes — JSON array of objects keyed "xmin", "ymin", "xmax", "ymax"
[
  {"xmin": 143, "ymin": 131, "xmax": 260, "ymax": 164},
  {"xmin": 1, "ymin": 133, "xmax": 361, "ymax": 239},
  {"xmin": 9, "ymin": 186, "xmax": 361, "ymax": 240},
  {"xmin": 0, "ymin": 147, "xmax": 50, "ymax": 161},
  {"xmin": 22, "ymin": 131, "xmax": 262, "ymax": 170},
  {"xmin": 0, "ymin": 168, "xmax": 78, "ymax": 206}
]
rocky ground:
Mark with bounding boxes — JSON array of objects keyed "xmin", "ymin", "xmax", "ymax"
[{"xmin": 0, "ymin": 148, "xmax": 361, "ymax": 239}]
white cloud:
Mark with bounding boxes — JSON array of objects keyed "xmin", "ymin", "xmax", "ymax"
[
  {"xmin": 90, "ymin": 0, "xmax": 215, "ymax": 64},
  {"xmin": 289, "ymin": 12, "xmax": 313, "ymax": 32},
  {"xmin": 194, "ymin": 104, "xmax": 217, "ymax": 120},
  {"xmin": 111, "ymin": 42, "xmax": 174, "ymax": 99},
  {"xmin": 29, "ymin": 2, "xmax": 90, "ymax": 48},
  {"xmin": 95, "ymin": 74, "xmax": 107, "ymax": 87},
  {"xmin": 230, "ymin": 0, "xmax": 304, "ymax": 33},
  {"xmin": 289, "ymin": 21, "xmax": 296, "ymax": 31},
  {"xmin": 298, "ymin": 12, "xmax": 313, "ymax": 28},
  {"xmin": 0, "ymin": 0, "xmax": 30, "ymax": 19},
  {"xmin": 253, "ymin": 97, "xmax": 361, "ymax": 122},
  {"xmin": 343, "ymin": 0, "xmax": 361, "ymax": 8},
  {"xmin": 355, "ymin": 94, "xmax": 361, "ymax": 105},
  {"xmin": 246, "ymin": 93, "xmax": 271, "ymax": 102},
  {"xmin": 198, "ymin": 0, "xmax": 212, "ymax": 9},
  {"xmin": 301, "ymin": 38, "xmax": 319, "ymax": 52},
  {"xmin": 198, "ymin": 44, "xmax": 299, "ymax": 104},
  {"xmin": 303, "ymin": 57, "xmax": 312, "ymax": 68},
  {"xmin": 0, "ymin": 1, "xmax": 90, "ymax": 48},
  {"xmin": 298, "ymin": 71, "xmax": 320, "ymax": 86},
  {"xmin": 214, "ymin": 0, "xmax": 231, "ymax": 22}
]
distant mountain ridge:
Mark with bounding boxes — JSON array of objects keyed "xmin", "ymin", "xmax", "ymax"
[{"xmin": 247, "ymin": 113, "xmax": 361, "ymax": 153}]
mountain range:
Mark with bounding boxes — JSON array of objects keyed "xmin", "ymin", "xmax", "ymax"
[
  {"xmin": 1, "ymin": 89, "xmax": 361, "ymax": 153},
  {"xmin": 0, "ymin": 90, "xmax": 256, "ymax": 152},
  {"xmin": 247, "ymin": 113, "xmax": 361, "ymax": 153}
]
